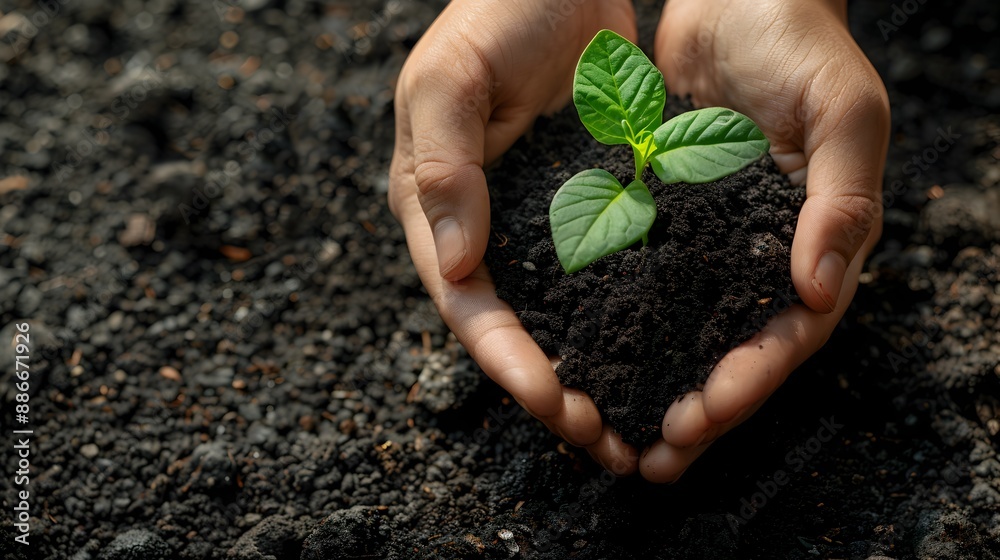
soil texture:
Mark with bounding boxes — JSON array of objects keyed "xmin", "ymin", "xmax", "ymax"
[
  {"xmin": 486, "ymin": 99, "xmax": 803, "ymax": 447},
  {"xmin": 0, "ymin": 0, "xmax": 998, "ymax": 559}
]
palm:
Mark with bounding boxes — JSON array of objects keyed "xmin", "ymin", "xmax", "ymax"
[
  {"xmin": 658, "ymin": 1, "xmax": 837, "ymax": 177},
  {"xmin": 635, "ymin": 0, "xmax": 890, "ymax": 481},
  {"xmin": 389, "ymin": 0, "xmax": 641, "ymax": 473}
]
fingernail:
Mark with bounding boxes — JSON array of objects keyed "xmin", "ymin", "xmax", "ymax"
[
  {"xmin": 811, "ymin": 252, "xmax": 847, "ymax": 312},
  {"xmin": 433, "ymin": 218, "xmax": 467, "ymax": 277}
]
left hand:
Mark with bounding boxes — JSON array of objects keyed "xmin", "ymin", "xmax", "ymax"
[
  {"xmin": 388, "ymin": 0, "xmax": 641, "ymax": 476},
  {"xmin": 634, "ymin": 0, "xmax": 891, "ymax": 482}
]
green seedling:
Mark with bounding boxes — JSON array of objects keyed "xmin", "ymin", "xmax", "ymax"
[{"xmin": 550, "ymin": 30, "xmax": 770, "ymax": 274}]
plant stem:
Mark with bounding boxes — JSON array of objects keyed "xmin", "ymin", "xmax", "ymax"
[{"xmin": 632, "ymin": 144, "xmax": 645, "ymax": 182}]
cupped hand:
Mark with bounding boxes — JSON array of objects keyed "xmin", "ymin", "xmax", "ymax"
[
  {"xmin": 641, "ymin": 0, "xmax": 891, "ymax": 482},
  {"xmin": 388, "ymin": 0, "xmax": 640, "ymax": 474}
]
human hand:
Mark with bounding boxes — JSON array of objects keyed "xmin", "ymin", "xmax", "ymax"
[
  {"xmin": 388, "ymin": 0, "xmax": 640, "ymax": 473},
  {"xmin": 639, "ymin": 0, "xmax": 891, "ymax": 481}
]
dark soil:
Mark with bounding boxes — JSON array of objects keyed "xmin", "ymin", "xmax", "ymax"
[
  {"xmin": 485, "ymin": 99, "xmax": 803, "ymax": 447},
  {"xmin": 1, "ymin": 0, "xmax": 998, "ymax": 559}
]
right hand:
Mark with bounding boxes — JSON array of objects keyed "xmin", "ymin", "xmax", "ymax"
[
  {"xmin": 388, "ymin": 0, "xmax": 640, "ymax": 474},
  {"xmin": 639, "ymin": 0, "xmax": 889, "ymax": 482}
]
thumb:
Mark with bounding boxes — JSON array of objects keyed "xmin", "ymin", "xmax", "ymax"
[
  {"xmin": 791, "ymin": 78, "xmax": 890, "ymax": 313},
  {"xmin": 407, "ymin": 64, "xmax": 495, "ymax": 282}
]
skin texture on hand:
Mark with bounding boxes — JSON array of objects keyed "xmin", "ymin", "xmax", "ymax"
[
  {"xmin": 389, "ymin": 0, "xmax": 890, "ymax": 482},
  {"xmin": 638, "ymin": 0, "xmax": 891, "ymax": 482},
  {"xmin": 388, "ymin": 0, "xmax": 640, "ymax": 475}
]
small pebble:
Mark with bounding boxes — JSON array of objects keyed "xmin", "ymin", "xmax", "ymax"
[{"xmin": 159, "ymin": 366, "xmax": 182, "ymax": 382}]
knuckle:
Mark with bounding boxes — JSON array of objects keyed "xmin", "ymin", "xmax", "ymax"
[
  {"xmin": 413, "ymin": 154, "xmax": 482, "ymax": 203},
  {"xmin": 828, "ymin": 192, "xmax": 882, "ymax": 237},
  {"xmin": 427, "ymin": 288, "xmax": 450, "ymax": 317},
  {"xmin": 853, "ymin": 80, "xmax": 891, "ymax": 130},
  {"xmin": 405, "ymin": 39, "xmax": 494, "ymax": 110},
  {"xmin": 395, "ymin": 55, "xmax": 423, "ymax": 108},
  {"xmin": 413, "ymin": 158, "xmax": 457, "ymax": 199},
  {"xmin": 386, "ymin": 172, "xmax": 407, "ymax": 219},
  {"xmin": 809, "ymin": 60, "xmax": 891, "ymax": 139},
  {"xmin": 836, "ymin": 67, "xmax": 892, "ymax": 130},
  {"xmin": 387, "ymin": 152, "xmax": 415, "ymax": 219},
  {"xmin": 836, "ymin": 191, "xmax": 880, "ymax": 222}
]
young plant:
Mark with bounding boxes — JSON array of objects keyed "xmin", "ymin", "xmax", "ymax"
[{"xmin": 550, "ymin": 30, "xmax": 771, "ymax": 274}]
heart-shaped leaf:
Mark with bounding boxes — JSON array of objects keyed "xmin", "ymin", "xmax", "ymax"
[
  {"xmin": 574, "ymin": 30, "xmax": 665, "ymax": 147},
  {"xmin": 550, "ymin": 169, "xmax": 656, "ymax": 274},
  {"xmin": 650, "ymin": 107, "xmax": 770, "ymax": 184}
]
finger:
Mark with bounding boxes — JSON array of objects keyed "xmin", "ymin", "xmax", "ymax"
[
  {"xmin": 393, "ymin": 186, "xmax": 564, "ymax": 419},
  {"xmin": 404, "ymin": 45, "xmax": 495, "ymax": 282},
  {"xmin": 661, "ymin": 392, "xmax": 714, "ymax": 448},
  {"xmin": 652, "ymin": 0, "xmax": 720, "ymax": 102},
  {"xmin": 539, "ymin": 387, "xmax": 603, "ymax": 447},
  {"xmin": 702, "ymin": 233, "xmax": 872, "ymax": 424},
  {"xmin": 792, "ymin": 65, "xmax": 890, "ymax": 313},
  {"xmin": 586, "ymin": 426, "xmax": 639, "ymax": 477},
  {"xmin": 664, "ymin": 389, "xmax": 766, "ymax": 448},
  {"xmin": 639, "ymin": 439, "xmax": 709, "ymax": 483},
  {"xmin": 645, "ymin": 401, "xmax": 766, "ymax": 482}
]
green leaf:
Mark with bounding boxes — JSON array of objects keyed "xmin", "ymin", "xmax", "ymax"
[
  {"xmin": 574, "ymin": 30, "xmax": 665, "ymax": 147},
  {"xmin": 650, "ymin": 107, "xmax": 770, "ymax": 184},
  {"xmin": 550, "ymin": 169, "xmax": 656, "ymax": 274}
]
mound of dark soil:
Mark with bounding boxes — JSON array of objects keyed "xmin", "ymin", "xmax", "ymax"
[{"xmin": 486, "ymin": 99, "xmax": 804, "ymax": 446}]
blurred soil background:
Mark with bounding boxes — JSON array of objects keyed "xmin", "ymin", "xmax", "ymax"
[{"xmin": 0, "ymin": 0, "xmax": 998, "ymax": 558}]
